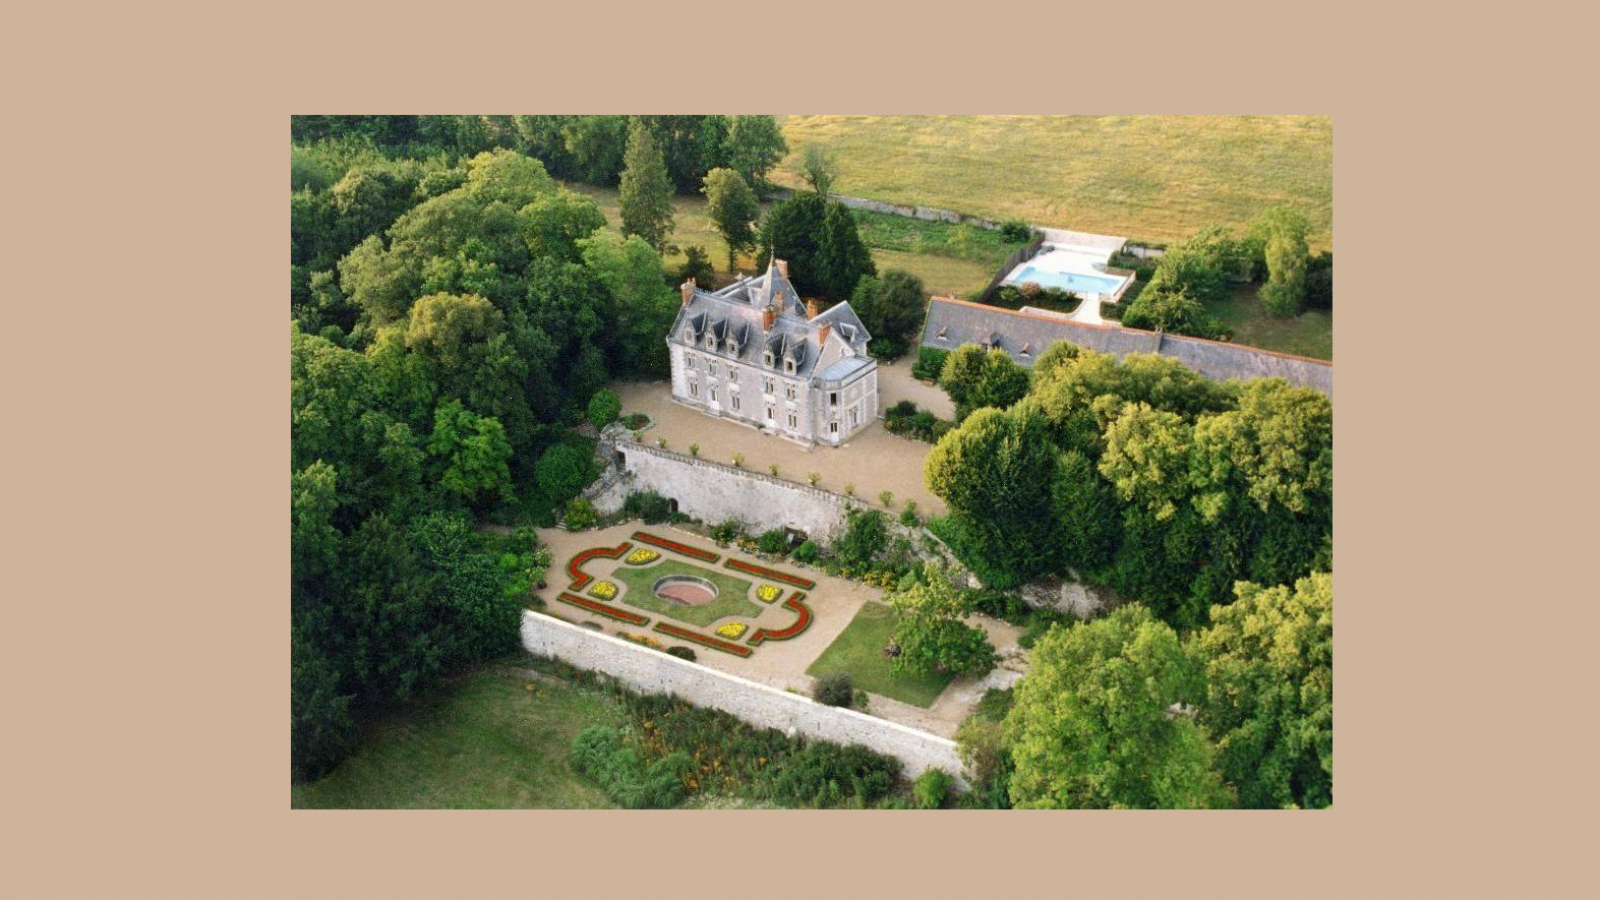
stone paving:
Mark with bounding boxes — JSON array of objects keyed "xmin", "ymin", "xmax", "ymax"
[
  {"xmin": 534, "ymin": 521, "xmax": 1022, "ymax": 738},
  {"xmin": 613, "ymin": 379, "xmax": 947, "ymax": 517}
]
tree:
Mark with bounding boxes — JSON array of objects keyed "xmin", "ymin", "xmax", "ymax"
[
  {"xmin": 938, "ymin": 345, "xmax": 1030, "ymax": 420},
  {"xmin": 1253, "ymin": 207, "xmax": 1309, "ymax": 317},
  {"xmin": 1006, "ymin": 604, "xmax": 1234, "ymax": 809},
  {"xmin": 579, "ymin": 230, "xmax": 679, "ymax": 378},
  {"xmin": 814, "ymin": 202, "xmax": 876, "ymax": 300},
  {"xmin": 1098, "ymin": 401, "xmax": 1195, "ymax": 522},
  {"xmin": 1143, "ymin": 225, "xmax": 1245, "ymax": 302},
  {"xmin": 427, "ymin": 400, "xmax": 514, "ymax": 508},
  {"xmin": 1194, "ymin": 573, "xmax": 1333, "ymax": 808},
  {"xmin": 586, "ymin": 388, "xmax": 621, "ymax": 428},
  {"xmin": 618, "ymin": 118, "xmax": 675, "ymax": 250},
  {"xmin": 1304, "ymin": 251, "xmax": 1333, "ymax": 309},
  {"xmin": 676, "ymin": 246, "xmax": 715, "ymax": 288},
  {"xmin": 701, "ymin": 167, "xmax": 759, "ymax": 270},
  {"xmin": 889, "ymin": 568, "xmax": 997, "ymax": 678},
  {"xmin": 799, "ymin": 144, "xmax": 838, "ymax": 195},
  {"xmin": 850, "ymin": 270, "xmax": 927, "ymax": 357},
  {"xmin": 757, "ymin": 192, "xmax": 828, "ymax": 293},
  {"xmin": 1050, "ymin": 449, "xmax": 1119, "ymax": 575},
  {"xmin": 924, "ymin": 403, "xmax": 1059, "ymax": 588},
  {"xmin": 1121, "ymin": 283, "xmax": 1230, "ymax": 340},
  {"xmin": 727, "ymin": 115, "xmax": 788, "ymax": 191},
  {"xmin": 560, "ymin": 115, "xmax": 629, "ymax": 185},
  {"xmin": 462, "ymin": 148, "xmax": 554, "ymax": 208},
  {"xmin": 534, "ymin": 442, "xmax": 594, "ymax": 508},
  {"xmin": 520, "ymin": 188, "xmax": 607, "ymax": 263}
]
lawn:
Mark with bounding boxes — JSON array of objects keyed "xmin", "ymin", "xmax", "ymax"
[
  {"xmin": 290, "ymin": 664, "xmax": 622, "ymax": 809},
  {"xmin": 806, "ymin": 602, "xmax": 954, "ymax": 708},
  {"xmin": 610, "ymin": 558, "xmax": 761, "ymax": 627},
  {"xmin": 773, "ymin": 115, "xmax": 1333, "ymax": 250},
  {"xmin": 869, "ymin": 248, "xmax": 995, "ymax": 299},
  {"xmin": 562, "ymin": 180, "xmax": 770, "ymax": 278},
  {"xmin": 1206, "ymin": 282, "xmax": 1334, "ymax": 361}
]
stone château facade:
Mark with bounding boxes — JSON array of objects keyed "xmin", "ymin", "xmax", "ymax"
[{"xmin": 667, "ymin": 259, "xmax": 878, "ymax": 447}]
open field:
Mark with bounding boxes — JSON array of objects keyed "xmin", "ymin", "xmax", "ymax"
[
  {"xmin": 290, "ymin": 664, "xmax": 621, "ymax": 809},
  {"xmin": 774, "ymin": 116, "xmax": 1333, "ymax": 249},
  {"xmin": 563, "ymin": 181, "xmax": 767, "ymax": 278},
  {"xmin": 1207, "ymin": 283, "xmax": 1334, "ymax": 360},
  {"xmin": 807, "ymin": 602, "xmax": 954, "ymax": 708},
  {"xmin": 610, "ymin": 557, "xmax": 761, "ymax": 627}
]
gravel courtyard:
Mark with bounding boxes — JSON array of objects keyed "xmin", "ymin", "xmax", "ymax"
[{"xmin": 612, "ymin": 379, "xmax": 948, "ymax": 516}]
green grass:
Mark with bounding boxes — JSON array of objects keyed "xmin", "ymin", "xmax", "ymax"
[
  {"xmin": 806, "ymin": 602, "xmax": 954, "ymax": 708},
  {"xmin": 1206, "ymin": 282, "xmax": 1333, "ymax": 361},
  {"xmin": 869, "ymin": 248, "xmax": 995, "ymax": 299},
  {"xmin": 852, "ymin": 210, "xmax": 1024, "ymax": 268},
  {"xmin": 774, "ymin": 115, "xmax": 1333, "ymax": 250},
  {"xmin": 609, "ymin": 558, "xmax": 761, "ymax": 627},
  {"xmin": 290, "ymin": 665, "xmax": 623, "ymax": 808},
  {"xmin": 562, "ymin": 180, "xmax": 770, "ymax": 278}
]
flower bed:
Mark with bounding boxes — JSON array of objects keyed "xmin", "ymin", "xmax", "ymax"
[
  {"xmin": 746, "ymin": 593, "xmax": 813, "ymax": 646},
  {"xmin": 715, "ymin": 622, "xmax": 748, "ymax": 640},
  {"xmin": 633, "ymin": 531, "xmax": 719, "ymax": 563},
  {"xmin": 557, "ymin": 592, "xmax": 650, "ymax": 625},
  {"xmin": 587, "ymin": 580, "xmax": 618, "ymax": 601},
  {"xmin": 755, "ymin": 584, "xmax": 784, "ymax": 604},
  {"xmin": 566, "ymin": 541, "xmax": 634, "ymax": 590},
  {"xmin": 653, "ymin": 621, "xmax": 752, "ymax": 657},
  {"xmin": 725, "ymin": 559, "xmax": 816, "ymax": 590},
  {"xmin": 624, "ymin": 548, "xmax": 661, "ymax": 565}
]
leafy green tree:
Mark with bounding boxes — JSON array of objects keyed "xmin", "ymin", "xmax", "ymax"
[
  {"xmin": 889, "ymin": 568, "xmax": 997, "ymax": 678},
  {"xmin": 561, "ymin": 115, "xmax": 629, "ymax": 185},
  {"xmin": 924, "ymin": 403, "xmax": 1059, "ymax": 587},
  {"xmin": 462, "ymin": 148, "xmax": 555, "ymax": 208},
  {"xmin": 702, "ymin": 167, "xmax": 759, "ymax": 270},
  {"xmin": 814, "ymin": 202, "xmax": 876, "ymax": 300},
  {"xmin": 799, "ymin": 143, "xmax": 838, "ymax": 195},
  {"xmin": 1253, "ymin": 207, "xmax": 1310, "ymax": 316},
  {"xmin": 1143, "ymin": 225, "xmax": 1245, "ymax": 302},
  {"xmin": 534, "ymin": 442, "xmax": 595, "ymax": 508},
  {"xmin": 520, "ymin": 188, "xmax": 607, "ymax": 263},
  {"xmin": 727, "ymin": 115, "xmax": 788, "ymax": 191},
  {"xmin": 938, "ymin": 345, "xmax": 1030, "ymax": 420},
  {"xmin": 579, "ymin": 230, "xmax": 678, "ymax": 378},
  {"xmin": 757, "ymin": 192, "xmax": 828, "ymax": 293},
  {"xmin": 1098, "ymin": 401, "xmax": 1195, "ymax": 522},
  {"xmin": 849, "ymin": 270, "xmax": 927, "ymax": 357},
  {"xmin": 1006, "ymin": 604, "xmax": 1234, "ymax": 809},
  {"xmin": 1194, "ymin": 573, "xmax": 1333, "ymax": 808},
  {"xmin": 833, "ymin": 507, "xmax": 889, "ymax": 569},
  {"xmin": 1050, "ymin": 449, "xmax": 1119, "ymax": 575},
  {"xmin": 1304, "ymin": 251, "xmax": 1333, "ymax": 309},
  {"xmin": 1121, "ymin": 283, "xmax": 1230, "ymax": 340},
  {"xmin": 618, "ymin": 118, "xmax": 675, "ymax": 250},
  {"xmin": 1189, "ymin": 378, "xmax": 1334, "ymax": 523},
  {"xmin": 676, "ymin": 246, "xmax": 715, "ymax": 288},
  {"xmin": 427, "ymin": 400, "xmax": 514, "ymax": 508},
  {"xmin": 586, "ymin": 388, "xmax": 621, "ymax": 428}
]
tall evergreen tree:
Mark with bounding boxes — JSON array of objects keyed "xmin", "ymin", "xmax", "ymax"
[
  {"xmin": 702, "ymin": 167, "xmax": 759, "ymax": 271},
  {"xmin": 727, "ymin": 115, "xmax": 788, "ymax": 191},
  {"xmin": 618, "ymin": 119, "xmax": 675, "ymax": 251},
  {"xmin": 815, "ymin": 202, "xmax": 876, "ymax": 299}
]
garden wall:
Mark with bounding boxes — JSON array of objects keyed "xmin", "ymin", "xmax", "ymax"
[
  {"xmin": 521, "ymin": 612, "xmax": 968, "ymax": 785},
  {"xmin": 596, "ymin": 440, "xmax": 867, "ymax": 543}
]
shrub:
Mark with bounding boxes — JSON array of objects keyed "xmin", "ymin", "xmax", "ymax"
[
  {"xmin": 968, "ymin": 588, "xmax": 1031, "ymax": 625},
  {"xmin": 621, "ymin": 412, "xmax": 650, "ymax": 430},
  {"xmin": 1017, "ymin": 608, "xmax": 1071, "ymax": 649},
  {"xmin": 768, "ymin": 463, "xmax": 780, "ymax": 476},
  {"xmin": 688, "ymin": 443, "xmax": 699, "ymax": 457},
  {"xmin": 878, "ymin": 490, "xmax": 895, "ymax": 508},
  {"xmin": 732, "ymin": 452, "xmax": 745, "ymax": 468},
  {"xmin": 912, "ymin": 346, "xmax": 950, "ymax": 381},
  {"xmin": 899, "ymin": 501, "xmax": 921, "ymax": 528},
  {"xmin": 568, "ymin": 725, "xmax": 690, "ymax": 809},
  {"xmin": 756, "ymin": 529, "xmax": 789, "ymax": 555},
  {"xmin": 793, "ymin": 539, "xmax": 820, "ymax": 564},
  {"xmin": 806, "ymin": 472, "xmax": 821, "ymax": 486},
  {"xmin": 834, "ymin": 508, "xmax": 889, "ymax": 569},
  {"xmin": 913, "ymin": 768, "xmax": 952, "ymax": 809},
  {"xmin": 762, "ymin": 742, "xmax": 901, "ymax": 808},
  {"xmin": 564, "ymin": 497, "xmax": 598, "ymax": 530},
  {"xmin": 1000, "ymin": 220, "xmax": 1033, "ymax": 242},
  {"xmin": 665, "ymin": 646, "xmax": 697, "ymax": 662},
  {"xmin": 623, "ymin": 490, "xmax": 673, "ymax": 524},
  {"xmin": 812, "ymin": 673, "xmax": 855, "ymax": 707},
  {"xmin": 844, "ymin": 482, "xmax": 856, "ymax": 496},
  {"xmin": 586, "ymin": 389, "xmax": 621, "ymax": 429},
  {"xmin": 711, "ymin": 520, "xmax": 743, "ymax": 544},
  {"xmin": 656, "ymin": 437, "xmax": 667, "ymax": 448},
  {"xmin": 534, "ymin": 442, "xmax": 596, "ymax": 508}
]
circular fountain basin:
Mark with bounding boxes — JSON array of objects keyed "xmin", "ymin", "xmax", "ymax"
[{"xmin": 652, "ymin": 575, "xmax": 719, "ymax": 606}]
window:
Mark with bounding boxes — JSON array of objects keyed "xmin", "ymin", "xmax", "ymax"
[
  {"xmin": 829, "ymin": 421, "xmax": 839, "ymax": 435},
  {"xmin": 849, "ymin": 408, "xmax": 858, "ymax": 426},
  {"xmin": 785, "ymin": 360, "xmax": 795, "ymax": 374},
  {"xmin": 731, "ymin": 393, "xmax": 741, "ymax": 411},
  {"xmin": 689, "ymin": 380, "xmax": 698, "ymax": 398},
  {"xmin": 829, "ymin": 392, "xmax": 838, "ymax": 406},
  {"xmin": 707, "ymin": 361, "xmax": 716, "ymax": 377},
  {"xmin": 785, "ymin": 384, "xmax": 796, "ymax": 400},
  {"xmin": 728, "ymin": 366, "xmax": 739, "ymax": 382},
  {"xmin": 766, "ymin": 405, "xmax": 775, "ymax": 422},
  {"xmin": 763, "ymin": 377, "xmax": 774, "ymax": 394},
  {"xmin": 710, "ymin": 388, "xmax": 718, "ymax": 404},
  {"xmin": 764, "ymin": 351, "xmax": 774, "ymax": 367},
  {"xmin": 787, "ymin": 413, "xmax": 798, "ymax": 429}
]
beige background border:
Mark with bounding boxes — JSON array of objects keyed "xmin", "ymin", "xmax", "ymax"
[{"xmin": 8, "ymin": 2, "xmax": 1587, "ymax": 896}]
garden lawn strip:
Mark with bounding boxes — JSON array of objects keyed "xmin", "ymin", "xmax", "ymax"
[
  {"xmin": 724, "ymin": 558, "xmax": 815, "ymax": 589},
  {"xmin": 557, "ymin": 593, "xmax": 650, "ymax": 626},
  {"xmin": 567, "ymin": 541, "xmax": 633, "ymax": 590},
  {"xmin": 632, "ymin": 531, "xmax": 719, "ymax": 562},
  {"xmin": 805, "ymin": 602, "xmax": 954, "ymax": 708},
  {"xmin": 653, "ymin": 622, "xmax": 753, "ymax": 657},
  {"xmin": 746, "ymin": 594, "xmax": 813, "ymax": 646}
]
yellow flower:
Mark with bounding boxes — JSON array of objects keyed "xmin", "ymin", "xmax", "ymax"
[
  {"xmin": 756, "ymin": 584, "xmax": 783, "ymax": 603},
  {"xmin": 715, "ymin": 622, "xmax": 748, "ymax": 640},
  {"xmin": 625, "ymin": 548, "xmax": 660, "ymax": 565},
  {"xmin": 588, "ymin": 580, "xmax": 618, "ymax": 600}
]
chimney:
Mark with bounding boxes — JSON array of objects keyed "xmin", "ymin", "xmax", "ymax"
[
  {"xmin": 762, "ymin": 304, "xmax": 777, "ymax": 331},
  {"xmin": 775, "ymin": 258, "xmax": 789, "ymax": 278},
  {"xmin": 805, "ymin": 298, "xmax": 819, "ymax": 320},
  {"xmin": 680, "ymin": 278, "xmax": 696, "ymax": 307},
  {"xmin": 818, "ymin": 320, "xmax": 832, "ymax": 347}
]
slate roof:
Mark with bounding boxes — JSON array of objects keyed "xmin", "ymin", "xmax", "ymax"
[
  {"xmin": 921, "ymin": 297, "xmax": 1332, "ymax": 399},
  {"xmin": 667, "ymin": 260, "xmax": 873, "ymax": 381}
]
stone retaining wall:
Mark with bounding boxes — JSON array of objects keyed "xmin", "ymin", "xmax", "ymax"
[{"xmin": 521, "ymin": 612, "xmax": 967, "ymax": 785}]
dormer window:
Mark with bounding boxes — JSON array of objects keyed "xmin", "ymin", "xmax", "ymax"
[
  {"xmin": 785, "ymin": 360, "xmax": 796, "ymax": 375},
  {"xmin": 764, "ymin": 351, "xmax": 775, "ymax": 368},
  {"xmin": 936, "ymin": 326, "xmax": 948, "ymax": 341},
  {"xmin": 704, "ymin": 335, "xmax": 716, "ymax": 349}
]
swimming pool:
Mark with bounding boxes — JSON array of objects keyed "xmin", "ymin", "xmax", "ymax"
[{"xmin": 1008, "ymin": 265, "xmax": 1125, "ymax": 297}]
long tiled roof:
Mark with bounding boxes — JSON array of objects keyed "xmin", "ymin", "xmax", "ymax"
[{"xmin": 921, "ymin": 297, "xmax": 1332, "ymax": 398}]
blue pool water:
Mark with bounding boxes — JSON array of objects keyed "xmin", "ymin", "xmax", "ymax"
[{"xmin": 1009, "ymin": 265, "xmax": 1124, "ymax": 296}]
